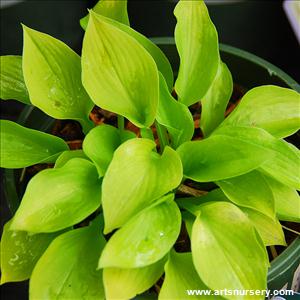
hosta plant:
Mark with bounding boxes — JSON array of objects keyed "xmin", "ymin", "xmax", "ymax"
[{"xmin": 1, "ymin": 0, "xmax": 300, "ymax": 299}]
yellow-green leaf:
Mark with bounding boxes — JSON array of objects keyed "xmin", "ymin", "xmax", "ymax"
[
  {"xmin": 10, "ymin": 158, "xmax": 101, "ymax": 233},
  {"xmin": 0, "ymin": 220, "xmax": 60, "ymax": 284},
  {"xmin": 102, "ymin": 138, "xmax": 182, "ymax": 233},
  {"xmin": 99, "ymin": 196, "xmax": 181, "ymax": 268},
  {"xmin": 103, "ymin": 258, "xmax": 165, "ymax": 299},
  {"xmin": 80, "ymin": 0, "xmax": 129, "ymax": 30},
  {"xmin": 192, "ymin": 202, "xmax": 268, "ymax": 300},
  {"xmin": 0, "ymin": 55, "xmax": 30, "ymax": 104},
  {"xmin": 222, "ymin": 85, "xmax": 300, "ymax": 138},
  {"xmin": 22, "ymin": 25, "xmax": 94, "ymax": 132},
  {"xmin": 30, "ymin": 219, "xmax": 106, "ymax": 299},
  {"xmin": 174, "ymin": 0, "xmax": 219, "ymax": 106},
  {"xmin": 0, "ymin": 120, "xmax": 68, "ymax": 169},
  {"xmin": 82, "ymin": 12, "xmax": 159, "ymax": 128}
]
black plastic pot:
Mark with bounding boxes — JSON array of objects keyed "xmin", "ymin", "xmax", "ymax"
[{"xmin": 2, "ymin": 40, "xmax": 300, "ymax": 295}]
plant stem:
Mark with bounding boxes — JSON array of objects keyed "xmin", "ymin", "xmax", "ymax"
[
  {"xmin": 177, "ymin": 184, "xmax": 208, "ymax": 197},
  {"xmin": 282, "ymin": 225, "xmax": 300, "ymax": 235},
  {"xmin": 117, "ymin": 115, "xmax": 125, "ymax": 131},
  {"xmin": 140, "ymin": 127, "xmax": 155, "ymax": 141},
  {"xmin": 270, "ymin": 246, "xmax": 278, "ymax": 259},
  {"xmin": 79, "ymin": 118, "xmax": 95, "ymax": 135},
  {"xmin": 155, "ymin": 121, "xmax": 169, "ymax": 152}
]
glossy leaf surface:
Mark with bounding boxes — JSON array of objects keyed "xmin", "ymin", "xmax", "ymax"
[
  {"xmin": 192, "ymin": 202, "xmax": 268, "ymax": 300},
  {"xmin": 83, "ymin": 124, "xmax": 135, "ymax": 176},
  {"xmin": 99, "ymin": 196, "xmax": 181, "ymax": 268},
  {"xmin": 200, "ymin": 62, "xmax": 233, "ymax": 136},
  {"xmin": 82, "ymin": 13, "xmax": 173, "ymax": 90},
  {"xmin": 156, "ymin": 73, "xmax": 194, "ymax": 148},
  {"xmin": 0, "ymin": 220, "xmax": 59, "ymax": 284},
  {"xmin": 217, "ymin": 170, "xmax": 275, "ymax": 218},
  {"xmin": 103, "ymin": 258, "xmax": 165, "ymax": 299},
  {"xmin": 80, "ymin": 0, "xmax": 129, "ymax": 30},
  {"xmin": 215, "ymin": 126, "xmax": 300, "ymax": 190},
  {"xmin": 82, "ymin": 12, "xmax": 159, "ymax": 128},
  {"xmin": 22, "ymin": 26, "xmax": 93, "ymax": 129},
  {"xmin": 0, "ymin": 55, "xmax": 30, "ymax": 104},
  {"xmin": 177, "ymin": 129, "xmax": 273, "ymax": 182},
  {"xmin": 11, "ymin": 158, "xmax": 101, "ymax": 233},
  {"xmin": 265, "ymin": 175, "xmax": 300, "ymax": 222},
  {"xmin": 54, "ymin": 150, "xmax": 88, "ymax": 168},
  {"xmin": 30, "ymin": 220, "xmax": 106, "ymax": 299},
  {"xmin": 174, "ymin": 0, "xmax": 219, "ymax": 106},
  {"xmin": 102, "ymin": 138, "xmax": 182, "ymax": 232},
  {"xmin": 0, "ymin": 120, "xmax": 68, "ymax": 168},
  {"xmin": 222, "ymin": 85, "xmax": 300, "ymax": 138},
  {"xmin": 241, "ymin": 208, "xmax": 286, "ymax": 246},
  {"xmin": 159, "ymin": 251, "xmax": 215, "ymax": 300}
]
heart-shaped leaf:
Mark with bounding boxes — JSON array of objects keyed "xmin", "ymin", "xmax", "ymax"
[
  {"xmin": 0, "ymin": 220, "xmax": 61, "ymax": 284},
  {"xmin": 103, "ymin": 257, "xmax": 165, "ymax": 299},
  {"xmin": 82, "ymin": 12, "xmax": 159, "ymax": 128},
  {"xmin": 99, "ymin": 195, "xmax": 181, "ymax": 268},
  {"xmin": 214, "ymin": 126, "xmax": 300, "ymax": 190},
  {"xmin": 217, "ymin": 170, "xmax": 275, "ymax": 218},
  {"xmin": 177, "ymin": 130, "xmax": 273, "ymax": 182},
  {"xmin": 159, "ymin": 251, "xmax": 217, "ymax": 300},
  {"xmin": 264, "ymin": 175, "xmax": 300, "ymax": 222},
  {"xmin": 0, "ymin": 55, "xmax": 30, "ymax": 104},
  {"xmin": 102, "ymin": 138, "xmax": 182, "ymax": 233},
  {"xmin": 80, "ymin": 0, "xmax": 130, "ymax": 30},
  {"xmin": 22, "ymin": 25, "xmax": 94, "ymax": 133},
  {"xmin": 192, "ymin": 202, "xmax": 269, "ymax": 300},
  {"xmin": 241, "ymin": 208, "xmax": 286, "ymax": 246},
  {"xmin": 174, "ymin": 0, "xmax": 219, "ymax": 106},
  {"xmin": 10, "ymin": 158, "xmax": 102, "ymax": 233},
  {"xmin": 156, "ymin": 73, "xmax": 194, "ymax": 148},
  {"xmin": 30, "ymin": 218, "xmax": 106, "ymax": 299},
  {"xmin": 200, "ymin": 62, "xmax": 233, "ymax": 137},
  {"xmin": 222, "ymin": 85, "xmax": 300, "ymax": 138},
  {"xmin": 0, "ymin": 120, "xmax": 68, "ymax": 169},
  {"xmin": 54, "ymin": 150, "xmax": 89, "ymax": 168},
  {"xmin": 83, "ymin": 124, "xmax": 135, "ymax": 176}
]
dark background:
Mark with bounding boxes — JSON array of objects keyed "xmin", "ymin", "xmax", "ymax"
[{"xmin": 1, "ymin": 0, "xmax": 299, "ymax": 299}]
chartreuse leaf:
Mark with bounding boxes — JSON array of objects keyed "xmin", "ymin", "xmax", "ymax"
[
  {"xmin": 192, "ymin": 202, "xmax": 269, "ymax": 300},
  {"xmin": 54, "ymin": 150, "xmax": 88, "ymax": 168},
  {"xmin": 174, "ymin": 0, "xmax": 219, "ymax": 106},
  {"xmin": 214, "ymin": 126, "xmax": 300, "ymax": 190},
  {"xmin": 200, "ymin": 62, "xmax": 233, "ymax": 137},
  {"xmin": 156, "ymin": 73, "xmax": 194, "ymax": 148},
  {"xmin": 102, "ymin": 138, "xmax": 182, "ymax": 233},
  {"xmin": 22, "ymin": 25, "xmax": 94, "ymax": 133},
  {"xmin": 10, "ymin": 158, "xmax": 101, "ymax": 233},
  {"xmin": 83, "ymin": 14, "xmax": 174, "ymax": 91},
  {"xmin": 80, "ymin": 0, "xmax": 129, "ymax": 30},
  {"xmin": 264, "ymin": 175, "xmax": 300, "ymax": 222},
  {"xmin": 217, "ymin": 170, "xmax": 275, "ymax": 218},
  {"xmin": 99, "ymin": 195, "xmax": 181, "ymax": 268},
  {"xmin": 177, "ymin": 130, "xmax": 273, "ymax": 182},
  {"xmin": 0, "ymin": 220, "xmax": 60, "ymax": 284},
  {"xmin": 30, "ymin": 218, "xmax": 106, "ymax": 299},
  {"xmin": 159, "ymin": 251, "xmax": 219, "ymax": 300},
  {"xmin": 240, "ymin": 208, "xmax": 286, "ymax": 246},
  {"xmin": 83, "ymin": 124, "xmax": 135, "ymax": 176},
  {"xmin": 82, "ymin": 11, "xmax": 159, "ymax": 128},
  {"xmin": 0, "ymin": 56, "xmax": 30, "ymax": 104},
  {"xmin": 222, "ymin": 86, "xmax": 300, "ymax": 138},
  {"xmin": 0, "ymin": 120, "xmax": 68, "ymax": 168},
  {"xmin": 103, "ymin": 257, "xmax": 166, "ymax": 299}
]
